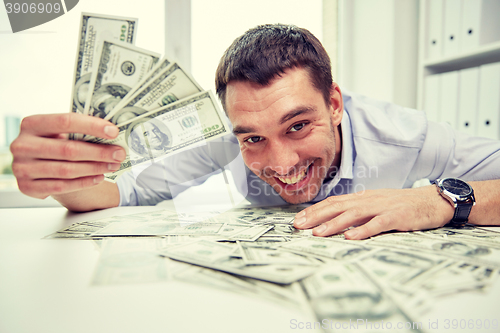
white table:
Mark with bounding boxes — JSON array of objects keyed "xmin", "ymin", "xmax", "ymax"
[{"xmin": 1, "ymin": 206, "xmax": 499, "ymax": 333}]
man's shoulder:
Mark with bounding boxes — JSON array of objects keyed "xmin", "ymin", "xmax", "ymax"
[{"xmin": 342, "ymin": 90, "xmax": 427, "ymax": 149}]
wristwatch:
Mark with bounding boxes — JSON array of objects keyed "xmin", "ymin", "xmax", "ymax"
[{"xmin": 434, "ymin": 178, "xmax": 476, "ymax": 226}]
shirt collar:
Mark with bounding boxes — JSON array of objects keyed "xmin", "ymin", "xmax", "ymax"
[{"xmin": 318, "ymin": 108, "xmax": 354, "ymax": 197}]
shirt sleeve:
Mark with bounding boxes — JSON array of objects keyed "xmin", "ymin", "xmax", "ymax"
[
  {"xmin": 117, "ymin": 134, "xmax": 241, "ymax": 206},
  {"xmin": 408, "ymin": 120, "xmax": 500, "ymax": 184}
]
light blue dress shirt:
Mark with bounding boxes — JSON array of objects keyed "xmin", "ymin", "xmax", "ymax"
[{"xmin": 117, "ymin": 91, "xmax": 500, "ymax": 206}]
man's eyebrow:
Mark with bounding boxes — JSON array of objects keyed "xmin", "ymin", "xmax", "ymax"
[
  {"xmin": 232, "ymin": 106, "xmax": 316, "ymax": 136},
  {"xmin": 233, "ymin": 125, "xmax": 255, "ymax": 135},
  {"xmin": 279, "ymin": 106, "xmax": 315, "ymax": 125}
]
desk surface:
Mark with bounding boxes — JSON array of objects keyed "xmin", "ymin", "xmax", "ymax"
[{"xmin": 1, "ymin": 206, "xmax": 499, "ymax": 333}]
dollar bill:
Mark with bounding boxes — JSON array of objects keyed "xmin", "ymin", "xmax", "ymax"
[
  {"xmin": 301, "ymin": 263, "xmax": 424, "ymax": 333},
  {"xmin": 369, "ymin": 233, "xmax": 500, "ymax": 267},
  {"xmin": 106, "ymin": 62, "xmax": 203, "ymax": 125},
  {"xmin": 90, "ymin": 90, "xmax": 228, "ymax": 182},
  {"xmin": 83, "ymin": 40, "xmax": 160, "ymax": 120},
  {"xmin": 228, "ymin": 224, "xmax": 274, "ymax": 241},
  {"xmin": 417, "ymin": 225, "xmax": 500, "ymax": 248},
  {"xmin": 217, "ymin": 223, "xmax": 259, "ymax": 237},
  {"xmin": 173, "ymin": 266, "xmax": 312, "ymax": 311},
  {"xmin": 91, "ymin": 238, "xmax": 171, "ymax": 285},
  {"xmin": 160, "ymin": 239, "xmax": 317, "ymax": 284},
  {"xmin": 91, "ymin": 221, "xmax": 225, "ymax": 237},
  {"xmin": 160, "ymin": 239, "xmax": 238, "ymax": 263},
  {"xmin": 229, "ymin": 206, "xmax": 301, "ymax": 224},
  {"xmin": 279, "ymin": 237, "xmax": 374, "ymax": 260},
  {"xmin": 104, "ymin": 56, "xmax": 173, "ymax": 116},
  {"xmin": 70, "ymin": 13, "xmax": 138, "ymax": 116},
  {"xmin": 43, "ymin": 218, "xmax": 116, "ymax": 239},
  {"xmin": 403, "ymin": 260, "xmax": 499, "ymax": 297},
  {"xmin": 238, "ymin": 242, "xmax": 319, "ymax": 265}
]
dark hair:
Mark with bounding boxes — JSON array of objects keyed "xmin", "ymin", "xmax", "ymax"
[{"xmin": 215, "ymin": 23, "xmax": 333, "ymax": 112}]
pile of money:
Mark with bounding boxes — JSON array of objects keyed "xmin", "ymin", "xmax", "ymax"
[
  {"xmin": 45, "ymin": 206, "xmax": 500, "ymax": 332},
  {"xmin": 69, "ymin": 13, "xmax": 228, "ymax": 182}
]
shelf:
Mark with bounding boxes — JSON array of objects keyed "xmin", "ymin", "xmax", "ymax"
[{"xmin": 423, "ymin": 40, "xmax": 500, "ymax": 73}]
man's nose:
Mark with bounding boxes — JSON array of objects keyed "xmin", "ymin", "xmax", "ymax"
[{"xmin": 267, "ymin": 140, "xmax": 300, "ymax": 175}]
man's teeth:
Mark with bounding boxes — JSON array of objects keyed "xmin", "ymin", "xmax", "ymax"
[{"xmin": 278, "ymin": 168, "xmax": 307, "ymax": 185}]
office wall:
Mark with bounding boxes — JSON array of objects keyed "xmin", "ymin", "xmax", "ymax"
[
  {"xmin": 338, "ymin": 0, "xmax": 419, "ymax": 108},
  {"xmin": 190, "ymin": 0, "xmax": 324, "ymax": 96}
]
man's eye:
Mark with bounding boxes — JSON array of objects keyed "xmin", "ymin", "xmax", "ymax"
[
  {"xmin": 289, "ymin": 122, "xmax": 307, "ymax": 132},
  {"xmin": 246, "ymin": 136, "xmax": 263, "ymax": 144}
]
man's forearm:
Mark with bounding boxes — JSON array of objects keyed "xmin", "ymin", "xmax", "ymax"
[
  {"xmin": 468, "ymin": 179, "xmax": 500, "ymax": 226},
  {"xmin": 52, "ymin": 181, "xmax": 120, "ymax": 212}
]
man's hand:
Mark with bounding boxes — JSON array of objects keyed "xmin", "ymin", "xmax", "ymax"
[
  {"xmin": 293, "ymin": 186, "xmax": 455, "ymax": 240},
  {"xmin": 10, "ymin": 113, "xmax": 126, "ymax": 199}
]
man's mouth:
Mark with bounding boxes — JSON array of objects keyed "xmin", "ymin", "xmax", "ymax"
[{"xmin": 274, "ymin": 163, "xmax": 313, "ymax": 190}]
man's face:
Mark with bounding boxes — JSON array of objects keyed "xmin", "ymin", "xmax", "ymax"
[{"xmin": 226, "ymin": 67, "xmax": 343, "ymax": 204}]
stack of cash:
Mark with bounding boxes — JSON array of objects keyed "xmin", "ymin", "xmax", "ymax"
[
  {"xmin": 69, "ymin": 13, "xmax": 228, "ymax": 182},
  {"xmin": 45, "ymin": 206, "xmax": 500, "ymax": 332}
]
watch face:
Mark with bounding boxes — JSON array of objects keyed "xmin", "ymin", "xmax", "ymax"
[{"xmin": 442, "ymin": 178, "xmax": 472, "ymax": 196}]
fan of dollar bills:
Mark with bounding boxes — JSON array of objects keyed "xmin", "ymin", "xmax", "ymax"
[{"xmin": 69, "ymin": 13, "xmax": 229, "ymax": 183}]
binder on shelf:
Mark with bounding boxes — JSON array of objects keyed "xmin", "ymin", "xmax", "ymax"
[
  {"xmin": 443, "ymin": 0, "xmax": 462, "ymax": 57},
  {"xmin": 439, "ymin": 71, "xmax": 459, "ymax": 130},
  {"xmin": 458, "ymin": 67, "xmax": 479, "ymax": 136},
  {"xmin": 479, "ymin": 0, "xmax": 500, "ymax": 46},
  {"xmin": 477, "ymin": 62, "xmax": 500, "ymax": 140},
  {"xmin": 424, "ymin": 74, "xmax": 441, "ymax": 123},
  {"xmin": 427, "ymin": 0, "xmax": 443, "ymax": 60},
  {"xmin": 460, "ymin": 0, "xmax": 481, "ymax": 53}
]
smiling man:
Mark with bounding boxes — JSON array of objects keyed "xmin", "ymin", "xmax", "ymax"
[
  {"xmin": 10, "ymin": 24, "xmax": 500, "ymax": 239},
  {"xmin": 227, "ymin": 67, "xmax": 342, "ymax": 205}
]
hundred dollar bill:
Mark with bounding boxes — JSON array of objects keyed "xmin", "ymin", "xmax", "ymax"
[
  {"xmin": 90, "ymin": 90, "xmax": 228, "ymax": 182},
  {"xmin": 228, "ymin": 224, "xmax": 274, "ymax": 241},
  {"xmin": 301, "ymin": 263, "xmax": 422, "ymax": 333},
  {"xmin": 229, "ymin": 206, "xmax": 302, "ymax": 224},
  {"xmin": 104, "ymin": 56, "xmax": 173, "ymax": 116},
  {"xmin": 70, "ymin": 13, "xmax": 137, "ymax": 116},
  {"xmin": 369, "ymin": 233, "xmax": 500, "ymax": 267},
  {"xmin": 91, "ymin": 238, "xmax": 171, "ymax": 285},
  {"xmin": 160, "ymin": 239, "xmax": 317, "ymax": 284},
  {"xmin": 160, "ymin": 239, "xmax": 238, "ymax": 263},
  {"xmin": 91, "ymin": 221, "xmax": 225, "ymax": 237},
  {"xmin": 238, "ymin": 242, "xmax": 318, "ymax": 265},
  {"xmin": 106, "ymin": 62, "xmax": 203, "ymax": 125},
  {"xmin": 84, "ymin": 40, "xmax": 160, "ymax": 119},
  {"xmin": 417, "ymin": 225, "xmax": 500, "ymax": 248},
  {"xmin": 279, "ymin": 237, "xmax": 374, "ymax": 260}
]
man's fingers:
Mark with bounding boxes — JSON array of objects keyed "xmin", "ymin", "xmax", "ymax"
[
  {"xmin": 12, "ymin": 159, "xmax": 121, "ymax": 180},
  {"xmin": 311, "ymin": 208, "xmax": 374, "ymax": 237},
  {"xmin": 21, "ymin": 113, "xmax": 119, "ymax": 139},
  {"xmin": 294, "ymin": 193, "xmax": 371, "ymax": 229},
  {"xmin": 17, "ymin": 176, "xmax": 105, "ymax": 199},
  {"xmin": 11, "ymin": 135, "xmax": 126, "ymax": 162},
  {"xmin": 344, "ymin": 215, "xmax": 391, "ymax": 240}
]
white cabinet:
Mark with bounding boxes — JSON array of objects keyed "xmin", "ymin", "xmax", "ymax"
[{"xmin": 418, "ymin": 0, "xmax": 500, "ymax": 140}]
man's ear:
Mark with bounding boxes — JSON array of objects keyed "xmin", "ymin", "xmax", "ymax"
[{"xmin": 329, "ymin": 82, "xmax": 343, "ymax": 126}]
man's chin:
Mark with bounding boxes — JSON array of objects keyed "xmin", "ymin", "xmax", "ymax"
[{"xmin": 276, "ymin": 188, "xmax": 320, "ymax": 205}]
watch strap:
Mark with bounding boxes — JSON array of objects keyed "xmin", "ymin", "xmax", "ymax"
[{"xmin": 452, "ymin": 198, "xmax": 474, "ymax": 223}]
